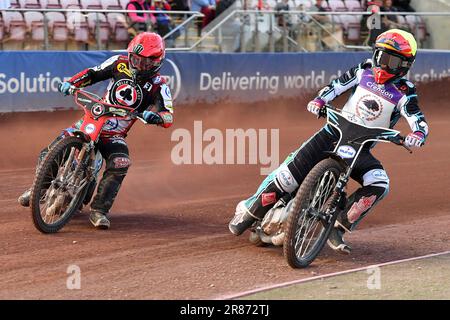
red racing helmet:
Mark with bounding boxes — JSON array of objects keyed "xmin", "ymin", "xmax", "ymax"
[{"xmin": 127, "ymin": 32, "xmax": 166, "ymax": 83}]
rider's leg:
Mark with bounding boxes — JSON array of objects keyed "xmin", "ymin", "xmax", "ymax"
[
  {"xmin": 89, "ymin": 137, "xmax": 131, "ymax": 229},
  {"xmin": 18, "ymin": 134, "xmax": 65, "ymax": 207},
  {"xmin": 328, "ymin": 151, "xmax": 389, "ymax": 254},
  {"xmin": 229, "ymin": 127, "xmax": 338, "ymax": 235}
]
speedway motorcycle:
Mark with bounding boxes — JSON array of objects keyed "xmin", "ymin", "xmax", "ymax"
[
  {"xmin": 29, "ymin": 86, "xmax": 143, "ymax": 233},
  {"xmin": 248, "ymin": 105, "xmax": 412, "ymax": 268}
]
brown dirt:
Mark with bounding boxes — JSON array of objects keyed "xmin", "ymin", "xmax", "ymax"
[{"xmin": 0, "ymin": 79, "xmax": 449, "ymax": 299}]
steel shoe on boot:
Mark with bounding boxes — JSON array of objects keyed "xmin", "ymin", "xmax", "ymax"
[
  {"xmin": 327, "ymin": 226, "xmax": 352, "ymax": 254},
  {"xmin": 228, "ymin": 201, "xmax": 257, "ymax": 236},
  {"xmin": 18, "ymin": 189, "xmax": 31, "ymax": 207},
  {"xmin": 89, "ymin": 210, "xmax": 110, "ymax": 230}
]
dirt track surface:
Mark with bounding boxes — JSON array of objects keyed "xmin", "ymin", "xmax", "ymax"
[{"xmin": 0, "ymin": 80, "xmax": 449, "ymax": 299}]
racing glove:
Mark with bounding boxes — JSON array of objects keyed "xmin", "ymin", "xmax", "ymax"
[
  {"xmin": 307, "ymin": 98, "xmax": 325, "ymax": 116},
  {"xmin": 142, "ymin": 111, "xmax": 164, "ymax": 125},
  {"xmin": 58, "ymin": 82, "xmax": 72, "ymax": 96},
  {"xmin": 404, "ymin": 131, "xmax": 425, "ymax": 148}
]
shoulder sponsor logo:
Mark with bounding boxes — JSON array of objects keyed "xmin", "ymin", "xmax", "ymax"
[
  {"xmin": 117, "ymin": 63, "xmax": 132, "ymax": 77},
  {"xmin": 337, "ymin": 145, "xmax": 356, "ymax": 159},
  {"xmin": 153, "ymin": 76, "xmax": 162, "ymax": 85}
]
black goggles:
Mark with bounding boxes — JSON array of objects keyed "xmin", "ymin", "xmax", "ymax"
[
  {"xmin": 374, "ymin": 50, "xmax": 410, "ymax": 73},
  {"xmin": 129, "ymin": 53, "xmax": 161, "ymax": 71}
]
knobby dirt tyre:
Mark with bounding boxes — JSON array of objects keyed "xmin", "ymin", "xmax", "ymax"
[
  {"xmin": 283, "ymin": 158, "xmax": 344, "ymax": 268},
  {"xmin": 30, "ymin": 136, "xmax": 88, "ymax": 233}
]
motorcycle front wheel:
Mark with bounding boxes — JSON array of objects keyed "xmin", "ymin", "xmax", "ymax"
[
  {"xmin": 30, "ymin": 136, "xmax": 90, "ymax": 233},
  {"xmin": 283, "ymin": 158, "xmax": 343, "ymax": 268}
]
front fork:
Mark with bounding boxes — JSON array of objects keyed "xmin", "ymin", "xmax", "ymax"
[{"xmin": 324, "ymin": 172, "xmax": 349, "ymax": 224}]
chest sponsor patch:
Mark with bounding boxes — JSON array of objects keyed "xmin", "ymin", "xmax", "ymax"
[
  {"xmin": 356, "ymin": 94, "xmax": 383, "ymax": 122},
  {"xmin": 110, "ymin": 79, "xmax": 143, "ymax": 107}
]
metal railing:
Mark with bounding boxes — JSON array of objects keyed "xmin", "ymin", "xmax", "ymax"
[
  {"xmin": 185, "ymin": 10, "xmax": 450, "ymax": 52},
  {"xmin": 2, "ymin": 7, "xmax": 450, "ymax": 52},
  {"xmin": 0, "ymin": 8, "xmax": 203, "ymax": 50}
]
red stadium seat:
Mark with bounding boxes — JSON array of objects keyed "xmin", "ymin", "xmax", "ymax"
[
  {"xmin": 107, "ymin": 12, "xmax": 129, "ymax": 42},
  {"xmin": 67, "ymin": 11, "xmax": 89, "ymax": 42},
  {"xmin": 45, "ymin": 11, "xmax": 68, "ymax": 41},
  {"xmin": 101, "ymin": 0, "xmax": 122, "ymax": 10},
  {"xmin": 80, "ymin": 0, "xmax": 102, "ymax": 9},
  {"xmin": 18, "ymin": 0, "xmax": 41, "ymax": 9},
  {"xmin": 87, "ymin": 12, "xmax": 110, "ymax": 43},
  {"xmin": 24, "ymin": 11, "xmax": 45, "ymax": 41},
  {"xmin": 43, "ymin": 0, "xmax": 63, "ymax": 9},
  {"xmin": 60, "ymin": 0, "xmax": 80, "ymax": 9},
  {"xmin": 344, "ymin": 0, "xmax": 363, "ymax": 11},
  {"xmin": 2, "ymin": 11, "xmax": 27, "ymax": 40}
]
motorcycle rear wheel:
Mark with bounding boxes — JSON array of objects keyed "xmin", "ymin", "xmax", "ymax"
[{"xmin": 30, "ymin": 136, "xmax": 89, "ymax": 233}]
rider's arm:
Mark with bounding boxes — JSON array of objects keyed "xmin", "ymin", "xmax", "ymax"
[
  {"xmin": 398, "ymin": 80, "xmax": 429, "ymax": 143},
  {"xmin": 315, "ymin": 59, "xmax": 373, "ymax": 103},
  {"xmin": 142, "ymin": 79, "xmax": 173, "ymax": 128},
  {"xmin": 68, "ymin": 55, "xmax": 120, "ymax": 88}
]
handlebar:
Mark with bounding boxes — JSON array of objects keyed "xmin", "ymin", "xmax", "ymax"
[
  {"xmin": 318, "ymin": 104, "xmax": 412, "ymax": 154},
  {"xmin": 66, "ymin": 84, "xmax": 146, "ymax": 122}
]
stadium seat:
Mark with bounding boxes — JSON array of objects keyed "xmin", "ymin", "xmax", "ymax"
[
  {"xmin": 2, "ymin": 11, "xmax": 27, "ymax": 40},
  {"xmin": 45, "ymin": 11, "xmax": 68, "ymax": 41},
  {"xmin": 344, "ymin": 0, "xmax": 363, "ymax": 11},
  {"xmin": 24, "ymin": 11, "xmax": 45, "ymax": 41},
  {"xmin": 18, "ymin": 0, "xmax": 41, "ymax": 9},
  {"xmin": 0, "ymin": 17, "xmax": 4, "ymax": 44},
  {"xmin": 9, "ymin": 0, "xmax": 21, "ymax": 8},
  {"xmin": 80, "ymin": 0, "xmax": 102, "ymax": 9},
  {"xmin": 340, "ymin": 14, "xmax": 361, "ymax": 42},
  {"xmin": 43, "ymin": 0, "xmax": 63, "ymax": 9},
  {"xmin": 101, "ymin": 0, "xmax": 122, "ymax": 10},
  {"xmin": 405, "ymin": 15, "xmax": 428, "ymax": 42},
  {"xmin": 296, "ymin": 0, "xmax": 312, "ymax": 9},
  {"xmin": 328, "ymin": 0, "xmax": 346, "ymax": 11},
  {"xmin": 119, "ymin": 0, "xmax": 128, "ymax": 9},
  {"xmin": 395, "ymin": 14, "xmax": 408, "ymax": 28},
  {"xmin": 67, "ymin": 11, "xmax": 89, "ymax": 42},
  {"xmin": 60, "ymin": 0, "xmax": 80, "ymax": 9},
  {"xmin": 87, "ymin": 12, "xmax": 110, "ymax": 43},
  {"xmin": 107, "ymin": 12, "xmax": 129, "ymax": 42}
]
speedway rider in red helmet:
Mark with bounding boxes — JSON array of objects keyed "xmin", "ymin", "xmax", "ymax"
[
  {"xmin": 19, "ymin": 32, "xmax": 173, "ymax": 230},
  {"xmin": 229, "ymin": 29, "xmax": 429, "ymax": 254}
]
